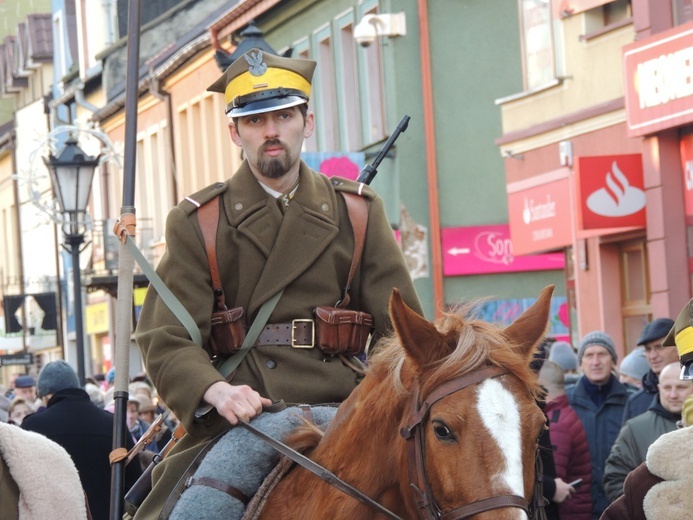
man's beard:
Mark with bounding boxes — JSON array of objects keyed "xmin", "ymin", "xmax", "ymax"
[{"xmin": 257, "ymin": 140, "xmax": 294, "ymax": 179}]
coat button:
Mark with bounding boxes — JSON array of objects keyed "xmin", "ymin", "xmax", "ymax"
[
  {"xmin": 321, "ymin": 203, "xmax": 329, "ymax": 211},
  {"xmin": 234, "ymin": 203, "xmax": 243, "ymax": 210},
  {"xmin": 215, "ymin": 183, "xmax": 224, "ymax": 189},
  {"xmin": 265, "ymin": 360, "xmax": 277, "ymax": 369}
]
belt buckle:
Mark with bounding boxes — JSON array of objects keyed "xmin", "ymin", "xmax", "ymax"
[{"xmin": 291, "ymin": 319, "xmax": 314, "ymax": 348}]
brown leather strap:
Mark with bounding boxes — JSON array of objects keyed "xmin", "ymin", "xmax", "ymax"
[
  {"xmin": 198, "ymin": 196, "xmax": 226, "ymax": 310},
  {"xmin": 338, "ymin": 192, "xmax": 368, "ymax": 308},
  {"xmin": 440, "ymin": 495, "xmax": 529, "ymax": 520},
  {"xmin": 253, "ymin": 321, "xmax": 314, "ymax": 347},
  {"xmin": 186, "ymin": 476, "xmax": 250, "ymax": 505}
]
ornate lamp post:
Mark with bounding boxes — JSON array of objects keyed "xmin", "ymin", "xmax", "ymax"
[{"xmin": 44, "ymin": 137, "xmax": 100, "ymax": 384}]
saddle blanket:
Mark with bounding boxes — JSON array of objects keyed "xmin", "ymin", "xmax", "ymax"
[{"xmin": 169, "ymin": 405, "xmax": 338, "ymax": 520}]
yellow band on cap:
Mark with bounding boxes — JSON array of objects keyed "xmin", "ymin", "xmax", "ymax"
[
  {"xmin": 675, "ymin": 326, "xmax": 693, "ymax": 357},
  {"xmin": 225, "ymin": 68, "xmax": 312, "ymax": 106}
]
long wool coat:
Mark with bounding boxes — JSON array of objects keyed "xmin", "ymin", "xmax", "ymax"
[{"xmin": 133, "ymin": 161, "xmax": 422, "ymax": 519}]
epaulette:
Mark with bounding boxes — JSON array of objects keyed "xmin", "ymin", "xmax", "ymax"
[
  {"xmin": 178, "ymin": 181, "xmax": 228, "ymax": 215},
  {"xmin": 329, "ymin": 176, "xmax": 376, "ymax": 200}
]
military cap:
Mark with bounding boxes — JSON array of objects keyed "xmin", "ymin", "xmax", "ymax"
[
  {"xmin": 663, "ymin": 298, "xmax": 693, "ymax": 379},
  {"xmin": 207, "ymin": 48, "xmax": 316, "ymax": 117}
]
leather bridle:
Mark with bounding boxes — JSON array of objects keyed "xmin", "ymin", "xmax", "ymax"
[{"xmin": 400, "ymin": 365, "xmax": 545, "ymax": 520}]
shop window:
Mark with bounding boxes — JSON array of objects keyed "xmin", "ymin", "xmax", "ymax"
[
  {"xmin": 582, "ymin": 0, "xmax": 632, "ymax": 38},
  {"xmin": 620, "ymin": 239, "xmax": 651, "ymax": 353}
]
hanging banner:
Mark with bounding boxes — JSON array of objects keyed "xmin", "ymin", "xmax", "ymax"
[
  {"xmin": 575, "ymin": 154, "xmax": 646, "ymax": 230},
  {"xmin": 442, "ymin": 224, "xmax": 565, "ymax": 276}
]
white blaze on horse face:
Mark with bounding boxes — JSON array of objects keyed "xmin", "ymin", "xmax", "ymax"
[{"xmin": 476, "ymin": 379, "xmax": 525, "ymax": 501}]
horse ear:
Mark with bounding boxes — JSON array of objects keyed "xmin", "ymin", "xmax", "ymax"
[
  {"xmin": 389, "ymin": 288, "xmax": 456, "ymax": 368},
  {"xmin": 502, "ymin": 285, "xmax": 555, "ymax": 359}
]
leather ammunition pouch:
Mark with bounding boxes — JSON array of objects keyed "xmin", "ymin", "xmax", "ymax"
[
  {"xmin": 209, "ymin": 306, "xmax": 247, "ymax": 357},
  {"xmin": 314, "ymin": 306, "xmax": 373, "ymax": 356}
]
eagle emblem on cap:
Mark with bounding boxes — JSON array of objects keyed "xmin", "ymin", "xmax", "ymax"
[{"xmin": 245, "ymin": 50, "xmax": 267, "ymax": 77}]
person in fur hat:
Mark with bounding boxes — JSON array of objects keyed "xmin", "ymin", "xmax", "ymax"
[{"xmin": 0, "ymin": 422, "xmax": 89, "ymax": 519}]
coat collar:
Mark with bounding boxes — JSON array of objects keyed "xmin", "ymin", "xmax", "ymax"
[{"xmin": 221, "ymin": 161, "xmax": 342, "ymax": 314}]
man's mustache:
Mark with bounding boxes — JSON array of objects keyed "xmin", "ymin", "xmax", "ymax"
[{"xmin": 260, "ymin": 140, "xmax": 287, "ymax": 153}]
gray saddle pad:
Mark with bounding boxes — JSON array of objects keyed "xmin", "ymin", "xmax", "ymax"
[{"xmin": 169, "ymin": 406, "xmax": 337, "ymax": 520}]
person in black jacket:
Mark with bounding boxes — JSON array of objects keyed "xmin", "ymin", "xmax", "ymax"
[
  {"xmin": 622, "ymin": 318, "xmax": 678, "ymax": 424},
  {"xmin": 22, "ymin": 361, "xmax": 142, "ymax": 520}
]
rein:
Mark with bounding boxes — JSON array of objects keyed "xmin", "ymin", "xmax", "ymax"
[{"xmin": 399, "ymin": 365, "xmax": 538, "ymax": 520}]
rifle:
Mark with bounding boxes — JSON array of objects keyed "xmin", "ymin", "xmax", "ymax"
[
  {"xmin": 123, "ymin": 421, "xmax": 185, "ymax": 516},
  {"xmin": 356, "ymin": 115, "xmax": 410, "ymax": 185}
]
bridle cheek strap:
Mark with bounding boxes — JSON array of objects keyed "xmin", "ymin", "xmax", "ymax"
[{"xmin": 400, "ymin": 365, "xmax": 530, "ymax": 520}]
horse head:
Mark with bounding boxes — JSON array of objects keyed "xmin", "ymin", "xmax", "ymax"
[{"xmin": 391, "ymin": 285, "xmax": 553, "ymax": 519}]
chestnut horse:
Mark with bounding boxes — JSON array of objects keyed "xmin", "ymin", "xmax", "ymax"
[{"xmin": 256, "ymin": 286, "xmax": 553, "ymax": 520}]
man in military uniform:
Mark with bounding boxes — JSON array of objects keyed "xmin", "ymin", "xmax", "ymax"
[{"xmin": 133, "ymin": 49, "xmax": 422, "ymax": 518}]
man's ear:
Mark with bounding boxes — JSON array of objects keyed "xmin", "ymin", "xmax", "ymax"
[
  {"xmin": 304, "ymin": 111, "xmax": 315, "ymax": 139},
  {"xmin": 229, "ymin": 122, "xmax": 242, "ymax": 147}
]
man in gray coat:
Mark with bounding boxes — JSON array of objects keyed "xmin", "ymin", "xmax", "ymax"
[{"xmin": 603, "ymin": 362, "xmax": 693, "ymax": 502}]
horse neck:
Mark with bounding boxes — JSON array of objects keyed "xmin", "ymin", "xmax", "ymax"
[{"xmin": 312, "ymin": 364, "xmax": 411, "ymax": 495}]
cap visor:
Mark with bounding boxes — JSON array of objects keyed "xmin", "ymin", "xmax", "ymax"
[{"xmin": 227, "ymin": 96, "xmax": 307, "ymax": 117}]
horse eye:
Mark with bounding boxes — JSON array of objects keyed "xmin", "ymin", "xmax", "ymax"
[{"xmin": 432, "ymin": 421, "xmax": 455, "ymax": 441}]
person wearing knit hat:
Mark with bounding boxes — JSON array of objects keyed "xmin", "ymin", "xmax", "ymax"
[
  {"xmin": 37, "ymin": 360, "xmax": 80, "ymax": 398},
  {"xmin": 549, "ymin": 341, "xmax": 578, "ymax": 372},
  {"xmin": 619, "ymin": 347, "xmax": 650, "ymax": 392},
  {"xmin": 623, "ymin": 318, "xmax": 680, "ymax": 425},
  {"xmin": 567, "ymin": 330, "xmax": 628, "ymax": 518},
  {"xmin": 22, "ymin": 361, "xmax": 143, "ymax": 519}
]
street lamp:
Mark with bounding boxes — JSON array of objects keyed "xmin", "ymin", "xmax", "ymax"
[{"xmin": 44, "ymin": 137, "xmax": 100, "ymax": 385}]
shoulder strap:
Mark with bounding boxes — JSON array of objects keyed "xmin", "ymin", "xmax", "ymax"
[
  {"xmin": 197, "ymin": 196, "xmax": 226, "ymax": 311},
  {"xmin": 338, "ymin": 192, "xmax": 368, "ymax": 308}
]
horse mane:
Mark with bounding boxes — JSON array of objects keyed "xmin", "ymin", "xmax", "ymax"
[
  {"xmin": 370, "ymin": 301, "xmax": 542, "ymax": 399},
  {"xmin": 283, "ymin": 417, "xmax": 327, "ymax": 454}
]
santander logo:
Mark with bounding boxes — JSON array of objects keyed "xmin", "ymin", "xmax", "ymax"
[
  {"xmin": 522, "ymin": 195, "xmax": 556, "ymax": 225},
  {"xmin": 586, "ymin": 161, "xmax": 646, "ymax": 217}
]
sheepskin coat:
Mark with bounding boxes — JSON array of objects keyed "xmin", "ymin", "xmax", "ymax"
[
  {"xmin": 0, "ymin": 422, "xmax": 88, "ymax": 519},
  {"xmin": 600, "ymin": 425, "xmax": 693, "ymax": 520}
]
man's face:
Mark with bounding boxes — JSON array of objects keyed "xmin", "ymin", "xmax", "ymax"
[
  {"xmin": 127, "ymin": 403, "xmax": 140, "ymax": 429},
  {"xmin": 580, "ymin": 345, "xmax": 615, "ymax": 385},
  {"xmin": 643, "ymin": 337, "xmax": 680, "ymax": 375},
  {"xmin": 14, "ymin": 386, "xmax": 36, "ymax": 401},
  {"xmin": 658, "ymin": 363, "xmax": 693, "ymax": 413},
  {"xmin": 229, "ymin": 106, "xmax": 314, "ymax": 180}
]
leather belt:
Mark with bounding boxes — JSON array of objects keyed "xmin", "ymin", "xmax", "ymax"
[{"xmin": 253, "ymin": 319, "xmax": 315, "ymax": 348}]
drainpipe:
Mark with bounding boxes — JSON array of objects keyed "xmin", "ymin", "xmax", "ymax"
[
  {"xmin": 7, "ymin": 127, "xmax": 28, "ymax": 354},
  {"xmin": 75, "ymin": 82, "xmax": 102, "ymax": 114},
  {"xmin": 417, "ymin": 0, "xmax": 443, "ymax": 316},
  {"xmin": 147, "ymin": 72, "xmax": 179, "ymax": 203}
]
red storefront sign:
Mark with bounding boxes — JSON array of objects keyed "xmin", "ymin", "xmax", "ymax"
[
  {"xmin": 507, "ymin": 170, "xmax": 573, "ymax": 256},
  {"xmin": 624, "ymin": 22, "xmax": 693, "ymax": 137},
  {"xmin": 442, "ymin": 224, "xmax": 565, "ymax": 276},
  {"xmin": 681, "ymin": 133, "xmax": 693, "ymax": 218},
  {"xmin": 575, "ymin": 154, "xmax": 645, "ymax": 230}
]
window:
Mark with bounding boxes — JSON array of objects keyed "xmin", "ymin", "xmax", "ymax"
[
  {"xmin": 519, "ymin": 0, "xmax": 556, "ymax": 91},
  {"xmin": 673, "ymin": 0, "xmax": 693, "ymax": 25},
  {"xmin": 296, "ymin": 2, "xmax": 387, "ymax": 153}
]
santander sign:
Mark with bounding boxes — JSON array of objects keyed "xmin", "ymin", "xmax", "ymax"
[{"xmin": 576, "ymin": 155, "xmax": 646, "ymax": 230}]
